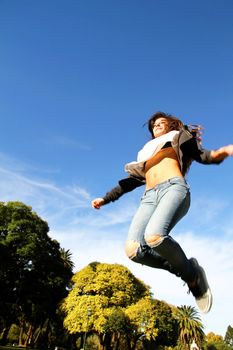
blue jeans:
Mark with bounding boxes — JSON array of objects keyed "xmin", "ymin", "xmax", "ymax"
[{"xmin": 127, "ymin": 177, "xmax": 195, "ymax": 282}]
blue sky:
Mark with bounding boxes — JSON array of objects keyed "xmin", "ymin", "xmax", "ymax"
[{"xmin": 1, "ymin": 0, "xmax": 233, "ymax": 337}]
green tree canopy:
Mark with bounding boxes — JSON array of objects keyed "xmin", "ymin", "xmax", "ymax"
[
  {"xmin": 206, "ymin": 332, "xmax": 224, "ymax": 343},
  {"xmin": 62, "ymin": 262, "xmax": 151, "ymax": 334},
  {"xmin": 62, "ymin": 262, "xmax": 178, "ymax": 350},
  {"xmin": 205, "ymin": 331, "xmax": 233, "ymax": 350},
  {"xmin": 174, "ymin": 305, "xmax": 205, "ymax": 350},
  {"xmin": 0, "ymin": 201, "xmax": 74, "ymax": 347},
  {"xmin": 225, "ymin": 326, "xmax": 233, "ymax": 348}
]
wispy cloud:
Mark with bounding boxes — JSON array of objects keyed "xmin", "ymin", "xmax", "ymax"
[
  {"xmin": 41, "ymin": 134, "xmax": 92, "ymax": 151},
  {"xmin": 70, "ymin": 204, "xmax": 137, "ymax": 229},
  {"xmin": 0, "ymin": 153, "xmax": 135, "ymax": 230},
  {"xmin": 192, "ymin": 197, "xmax": 229, "ymax": 221},
  {"xmin": 0, "ymin": 157, "xmax": 90, "ymax": 227}
]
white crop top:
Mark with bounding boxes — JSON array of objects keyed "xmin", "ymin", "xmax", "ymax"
[{"xmin": 125, "ymin": 130, "xmax": 180, "ymax": 177}]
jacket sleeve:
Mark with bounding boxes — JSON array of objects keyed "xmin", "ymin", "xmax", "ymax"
[
  {"xmin": 102, "ymin": 175, "xmax": 145, "ymax": 205},
  {"xmin": 180, "ymin": 128, "xmax": 223, "ymax": 165}
]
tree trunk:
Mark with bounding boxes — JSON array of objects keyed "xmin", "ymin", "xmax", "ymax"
[
  {"xmin": 113, "ymin": 333, "xmax": 120, "ymax": 350},
  {"xmin": 35, "ymin": 319, "xmax": 49, "ymax": 348},
  {"xmin": 18, "ymin": 319, "xmax": 26, "ymax": 347},
  {"xmin": 104, "ymin": 332, "xmax": 113, "ymax": 350},
  {"xmin": 0, "ymin": 325, "xmax": 11, "ymax": 346},
  {"xmin": 25, "ymin": 324, "xmax": 34, "ymax": 347}
]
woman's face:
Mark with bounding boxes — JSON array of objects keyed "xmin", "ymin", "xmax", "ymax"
[{"xmin": 152, "ymin": 117, "xmax": 169, "ymax": 138}]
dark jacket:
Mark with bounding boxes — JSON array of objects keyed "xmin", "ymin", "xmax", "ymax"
[{"xmin": 102, "ymin": 126, "xmax": 222, "ymax": 204}]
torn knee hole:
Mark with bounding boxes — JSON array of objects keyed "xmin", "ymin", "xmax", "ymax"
[
  {"xmin": 125, "ymin": 241, "xmax": 140, "ymax": 259},
  {"xmin": 146, "ymin": 234, "xmax": 163, "ymax": 247}
]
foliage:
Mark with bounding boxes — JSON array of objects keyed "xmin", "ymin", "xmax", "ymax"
[
  {"xmin": 126, "ymin": 297, "xmax": 159, "ymax": 342},
  {"xmin": 62, "ymin": 262, "xmax": 150, "ymax": 333},
  {"xmin": 205, "ymin": 330, "xmax": 233, "ymax": 350},
  {"xmin": 0, "ymin": 201, "xmax": 74, "ymax": 348},
  {"xmin": 62, "ymin": 262, "xmax": 179, "ymax": 350},
  {"xmin": 225, "ymin": 326, "xmax": 233, "ymax": 348},
  {"xmin": 152, "ymin": 299, "xmax": 179, "ymax": 346},
  {"xmin": 174, "ymin": 305, "xmax": 204, "ymax": 350},
  {"xmin": 206, "ymin": 332, "xmax": 224, "ymax": 343}
]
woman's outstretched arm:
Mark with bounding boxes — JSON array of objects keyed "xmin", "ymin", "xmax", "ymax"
[
  {"xmin": 91, "ymin": 176, "xmax": 145, "ymax": 209},
  {"xmin": 210, "ymin": 144, "xmax": 233, "ymax": 162}
]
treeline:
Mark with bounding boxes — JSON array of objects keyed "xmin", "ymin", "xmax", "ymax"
[
  {"xmin": 0, "ymin": 202, "xmax": 73, "ymax": 348},
  {"xmin": 0, "ymin": 201, "xmax": 233, "ymax": 350}
]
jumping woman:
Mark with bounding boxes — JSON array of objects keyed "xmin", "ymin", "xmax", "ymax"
[{"xmin": 91, "ymin": 111, "xmax": 233, "ymax": 313}]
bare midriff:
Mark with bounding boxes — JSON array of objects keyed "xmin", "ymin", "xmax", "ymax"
[{"xmin": 144, "ymin": 147, "xmax": 183, "ymax": 189}]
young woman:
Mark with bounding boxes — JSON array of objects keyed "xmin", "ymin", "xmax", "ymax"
[{"xmin": 91, "ymin": 111, "xmax": 233, "ymax": 313}]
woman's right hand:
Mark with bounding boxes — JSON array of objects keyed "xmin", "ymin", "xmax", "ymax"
[{"xmin": 91, "ymin": 198, "xmax": 105, "ymax": 209}]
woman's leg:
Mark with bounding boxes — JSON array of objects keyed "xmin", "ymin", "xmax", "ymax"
[
  {"xmin": 126, "ymin": 177, "xmax": 212, "ymax": 313},
  {"xmin": 125, "ymin": 182, "xmax": 180, "ymax": 276},
  {"xmin": 144, "ymin": 177, "xmax": 195, "ymax": 283}
]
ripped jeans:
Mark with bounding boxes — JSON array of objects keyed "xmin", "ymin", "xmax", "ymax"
[{"xmin": 126, "ymin": 177, "xmax": 196, "ymax": 283}]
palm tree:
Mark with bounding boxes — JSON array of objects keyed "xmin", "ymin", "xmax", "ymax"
[
  {"xmin": 174, "ymin": 305, "xmax": 205, "ymax": 350},
  {"xmin": 60, "ymin": 248, "xmax": 75, "ymax": 270}
]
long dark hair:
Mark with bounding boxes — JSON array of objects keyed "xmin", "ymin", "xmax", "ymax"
[{"xmin": 147, "ymin": 111, "xmax": 184, "ymax": 139}]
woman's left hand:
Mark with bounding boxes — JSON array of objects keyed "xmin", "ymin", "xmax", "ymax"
[
  {"xmin": 222, "ymin": 144, "xmax": 233, "ymax": 156},
  {"xmin": 211, "ymin": 144, "xmax": 233, "ymax": 160}
]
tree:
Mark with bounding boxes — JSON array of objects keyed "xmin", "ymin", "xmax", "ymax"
[
  {"xmin": 225, "ymin": 326, "xmax": 233, "ymax": 348},
  {"xmin": 125, "ymin": 298, "xmax": 178, "ymax": 350},
  {"xmin": 152, "ymin": 299, "xmax": 179, "ymax": 347},
  {"xmin": 62, "ymin": 262, "xmax": 179, "ymax": 350},
  {"xmin": 0, "ymin": 201, "xmax": 73, "ymax": 347},
  {"xmin": 205, "ymin": 331, "xmax": 232, "ymax": 350},
  {"xmin": 0, "ymin": 239, "xmax": 17, "ymax": 344},
  {"xmin": 60, "ymin": 248, "xmax": 75, "ymax": 271},
  {"xmin": 125, "ymin": 297, "xmax": 159, "ymax": 349},
  {"xmin": 174, "ymin": 305, "xmax": 205, "ymax": 350},
  {"xmin": 206, "ymin": 332, "xmax": 224, "ymax": 344},
  {"xmin": 62, "ymin": 262, "xmax": 152, "ymax": 350}
]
